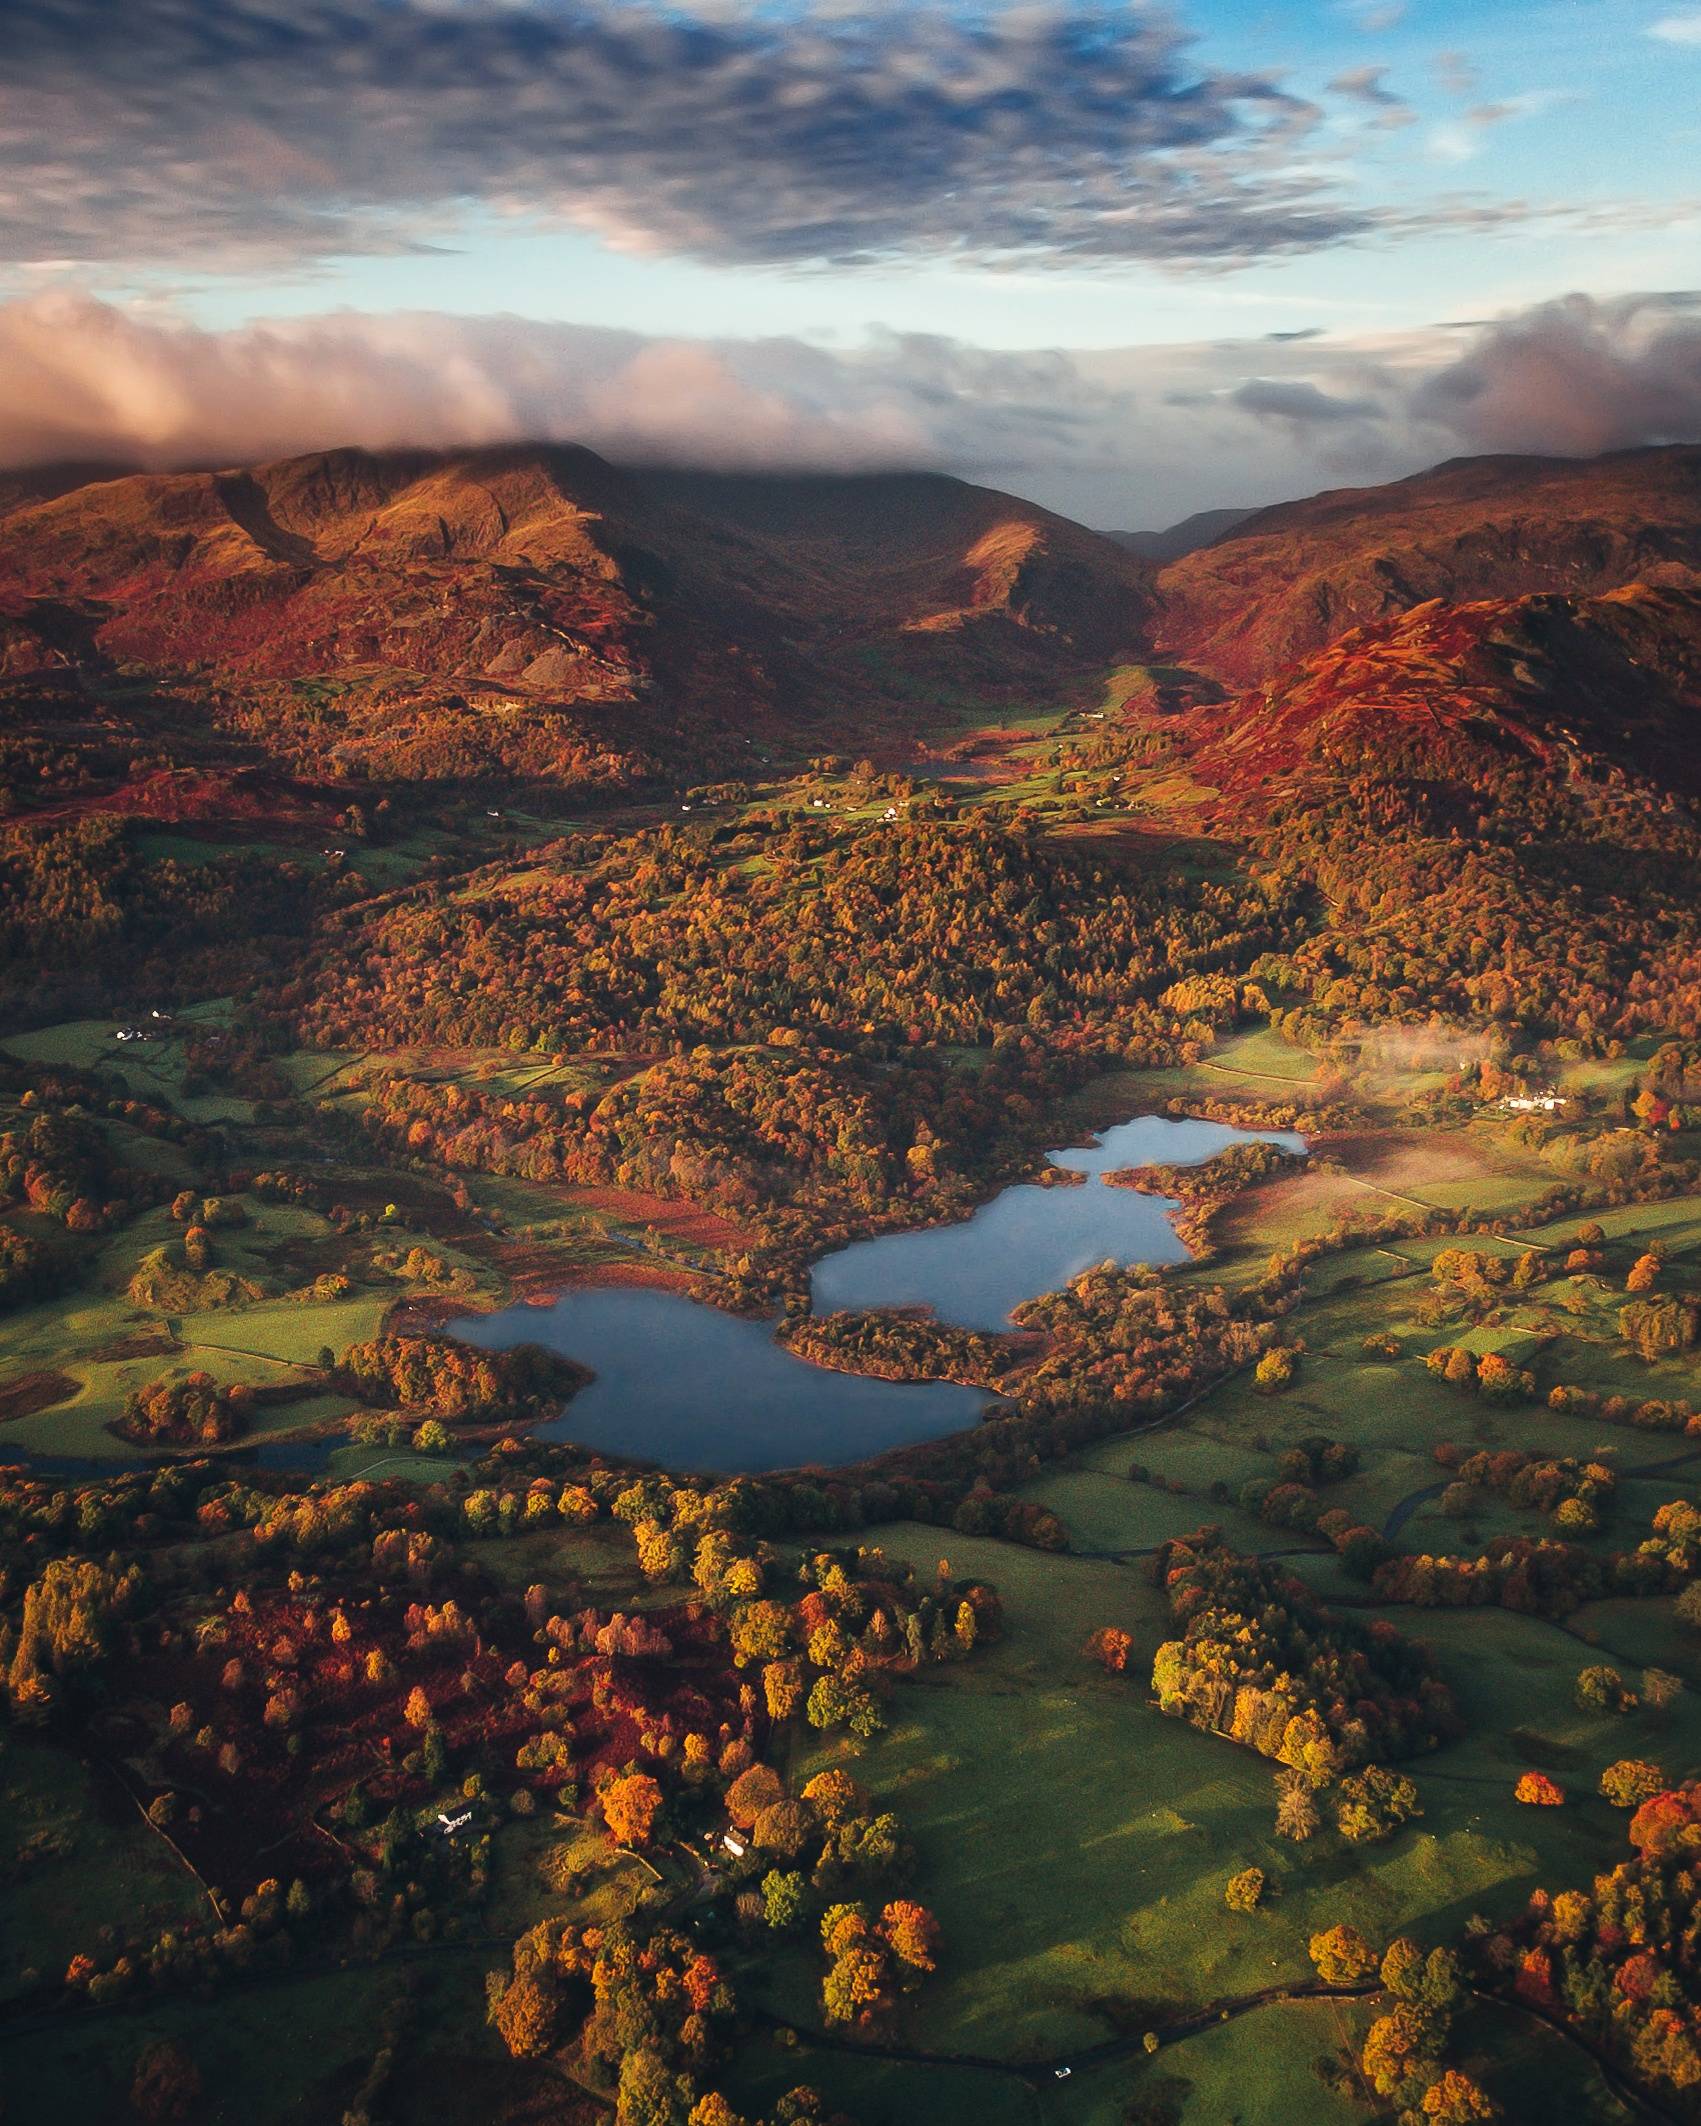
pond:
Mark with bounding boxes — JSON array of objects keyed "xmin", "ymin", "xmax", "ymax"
[{"xmin": 450, "ymin": 1111, "xmax": 1303, "ymax": 1474}]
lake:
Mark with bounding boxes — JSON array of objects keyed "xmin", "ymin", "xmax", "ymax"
[
  {"xmin": 812, "ymin": 1113, "xmax": 1303, "ymax": 1332},
  {"xmin": 451, "ymin": 1111, "xmax": 1303, "ymax": 1473}
]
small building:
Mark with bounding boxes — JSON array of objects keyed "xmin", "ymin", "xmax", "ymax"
[
  {"xmin": 720, "ymin": 1830, "xmax": 748, "ymax": 1861},
  {"xmin": 1499, "ymin": 1089, "xmax": 1567, "ymax": 1115},
  {"xmin": 436, "ymin": 1808, "xmax": 475, "ymax": 1836}
]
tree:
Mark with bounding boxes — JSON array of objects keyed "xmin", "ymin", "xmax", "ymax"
[
  {"xmin": 762, "ymin": 1870, "xmax": 805, "ymax": 1930},
  {"xmin": 1422, "ymin": 2069, "xmax": 1501, "ymax": 2124},
  {"xmin": 726, "ymin": 1763, "xmax": 784, "ymax": 1830},
  {"xmin": 602, "ymin": 1772, "xmax": 663, "ymax": 1847},
  {"xmin": 1575, "ymin": 1665, "xmax": 1636, "ymax": 1716},
  {"xmin": 1336, "ymin": 1766, "xmax": 1422, "ymax": 1845},
  {"xmin": 1309, "ymin": 1924, "xmax": 1377, "ymax": 1985},
  {"xmin": 1361, "ymin": 2006, "xmax": 1437, "ymax": 2106},
  {"xmin": 1514, "ymin": 1771, "xmax": 1565, "ymax": 1806},
  {"xmin": 130, "ymin": 2038, "xmax": 202, "ymax": 2124},
  {"xmin": 403, "ymin": 1685, "xmax": 432, "ymax": 1730},
  {"xmin": 1600, "ymin": 1759, "xmax": 1667, "ymax": 1808},
  {"xmin": 753, "ymin": 1801, "xmax": 813, "ymax": 1859},
  {"xmin": 1643, "ymin": 1667, "xmax": 1685, "ymax": 1720},
  {"xmin": 1254, "ymin": 1347, "xmax": 1298, "ymax": 1395},
  {"xmin": 1225, "ymin": 1866, "xmax": 1265, "ymax": 1912},
  {"xmin": 1085, "ymin": 1625, "xmax": 1134, "ymax": 1673},
  {"xmin": 879, "ymin": 1900, "xmax": 940, "ymax": 1972},
  {"xmin": 489, "ymin": 1973, "xmax": 558, "ymax": 2060},
  {"xmin": 806, "ymin": 1673, "xmax": 881, "ymax": 1737},
  {"xmin": 618, "ymin": 2044, "xmax": 691, "ymax": 2126},
  {"xmin": 822, "ymin": 1942, "xmax": 889, "ymax": 2024},
  {"xmin": 763, "ymin": 1659, "xmax": 804, "ymax": 1722},
  {"xmin": 801, "ymin": 1769, "xmax": 868, "ymax": 1827},
  {"xmin": 1274, "ymin": 1767, "xmax": 1320, "ymax": 1843}
]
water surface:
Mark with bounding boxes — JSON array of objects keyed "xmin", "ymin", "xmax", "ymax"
[
  {"xmin": 454, "ymin": 1111, "xmax": 1303, "ymax": 1470},
  {"xmin": 810, "ymin": 1114, "xmax": 1302, "ymax": 1332},
  {"xmin": 451, "ymin": 1284, "xmax": 987, "ymax": 1474}
]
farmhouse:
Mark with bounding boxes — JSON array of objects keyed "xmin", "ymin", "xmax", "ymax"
[{"xmin": 1498, "ymin": 1088, "xmax": 1567, "ymax": 1114}]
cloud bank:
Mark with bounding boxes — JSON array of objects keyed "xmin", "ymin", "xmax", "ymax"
[
  {"xmin": 0, "ymin": 290, "xmax": 1696, "ymax": 527},
  {"xmin": 2, "ymin": 0, "xmax": 1534, "ymax": 276}
]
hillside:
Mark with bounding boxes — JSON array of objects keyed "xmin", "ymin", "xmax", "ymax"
[
  {"xmin": 1175, "ymin": 581, "xmax": 1701, "ymax": 821},
  {"xmin": 0, "ymin": 446, "xmax": 1154, "ymax": 795},
  {"xmin": 1156, "ymin": 444, "xmax": 1701, "ymax": 688},
  {"xmin": 1106, "ymin": 505, "xmax": 1255, "ymax": 563}
]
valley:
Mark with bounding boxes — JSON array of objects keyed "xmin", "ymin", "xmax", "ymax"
[{"xmin": 2, "ymin": 442, "xmax": 1701, "ymax": 2126}]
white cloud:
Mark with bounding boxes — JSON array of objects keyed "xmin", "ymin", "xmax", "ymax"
[
  {"xmin": 0, "ymin": 288, "xmax": 1694, "ymax": 528},
  {"xmin": 1649, "ymin": 11, "xmax": 1701, "ymax": 43}
]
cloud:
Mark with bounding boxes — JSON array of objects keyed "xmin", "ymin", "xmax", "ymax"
[
  {"xmin": 1229, "ymin": 378, "xmax": 1381, "ymax": 422},
  {"xmin": 1410, "ymin": 291, "xmax": 1701, "ymax": 454},
  {"xmin": 1326, "ymin": 64, "xmax": 1415, "ymax": 126},
  {"xmin": 1649, "ymin": 11, "xmax": 1701, "ymax": 43},
  {"xmin": 4, "ymin": 0, "xmax": 1392, "ymax": 275},
  {"xmin": 1435, "ymin": 49, "xmax": 1479, "ymax": 95},
  {"xmin": 0, "ymin": 288, "xmax": 1694, "ymax": 528}
]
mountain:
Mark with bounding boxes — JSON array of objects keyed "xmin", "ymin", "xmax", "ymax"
[
  {"xmin": 1105, "ymin": 506, "xmax": 1256, "ymax": 564},
  {"xmin": 0, "ymin": 446, "xmax": 1154, "ymax": 793},
  {"xmin": 1155, "ymin": 445, "xmax": 1701, "ymax": 688},
  {"xmin": 1169, "ymin": 581, "xmax": 1701, "ymax": 826}
]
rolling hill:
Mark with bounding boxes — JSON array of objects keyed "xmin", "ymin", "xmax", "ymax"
[
  {"xmin": 0, "ymin": 446, "xmax": 1155, "ymax": 793},
  {"xmin": 1154, "ymin": 445, "xmax": 1701, "ymax": 689}
]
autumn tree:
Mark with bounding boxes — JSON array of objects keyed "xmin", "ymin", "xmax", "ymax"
[
  {"xmin": 1274, "ymin": 1766, "xmax": 1321, "ymax": 1842},
  {"xmin": 130, "ymin": 2038, "xmax": 202, "ymax": 2124},
  {"xmin": 602, "ymin": 1772, "xmax": 664, "ymax": 1847},
  {"xmin": 725, "ymin": 1763, "xmax": 784, "ymax": 1830},
  {"xmin": 489, "ymin": 1972, "xmax": 558, "ymax": 2060},
  {"xmin": 1309, "ymin": 1924, "xmax": 1378, "ymax": 1985},
  {"xmin": 1600, "ymin": 1759, "xmax": 1667, "ymax": 1808},
  {"xmin": 1085, "ymin": 1625, "xmax": 1134, "ymax": 1673},
  {"xmin": 878, "ymin": 1900, "xmax": 940, "ymax": 1973}
]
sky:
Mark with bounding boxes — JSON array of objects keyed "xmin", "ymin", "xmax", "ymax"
[{"xmin": 3, "ymin": 0, "xmax": 1700, "ymax": 525}]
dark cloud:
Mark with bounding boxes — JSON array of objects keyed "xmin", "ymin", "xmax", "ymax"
[
  {"xmin": 2, "ymin": 0, "xmax": 1390, "ymax": 273},
  {"xmin": 1230, "ymin": 378, "xmax": 1381, "ymax": 423}
]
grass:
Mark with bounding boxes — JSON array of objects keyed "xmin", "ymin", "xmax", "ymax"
[
  {"xmin": 0, "ymin": 1188, "xmax": 502, "ymax": 1458},
  {"xmin": 0, "ymin": 1736, "xmax": 207, "ymax": 2002},
  {"xmin": 785, "ymin": 1524, "xmax": 1569, "ymax": 2070}
]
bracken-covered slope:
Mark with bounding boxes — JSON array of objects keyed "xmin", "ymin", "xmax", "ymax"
[
  {"xmin": 0, "ymin": 445, "xmax": 1155, "ymax": 788},
  {"xmin": 1176, "ymin": 582, "xmax": 1701, "ymax": 823},
  {"xmin": 1155, "ymin": 444, "xmax": 1701, "ymax": 689}
]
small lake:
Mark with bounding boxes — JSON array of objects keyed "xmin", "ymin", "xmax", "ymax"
[
  {"xmin": 451, "ymin": 1112, "xmax": 1303, "ymax": 1473},
  {"xmin": 812, "ymin": 1114, "xmax": 1303, "ymax": 1333},
  {"xmin": 452, "ymin": 1286, "xmax": 986, "ymax": 1474}
]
